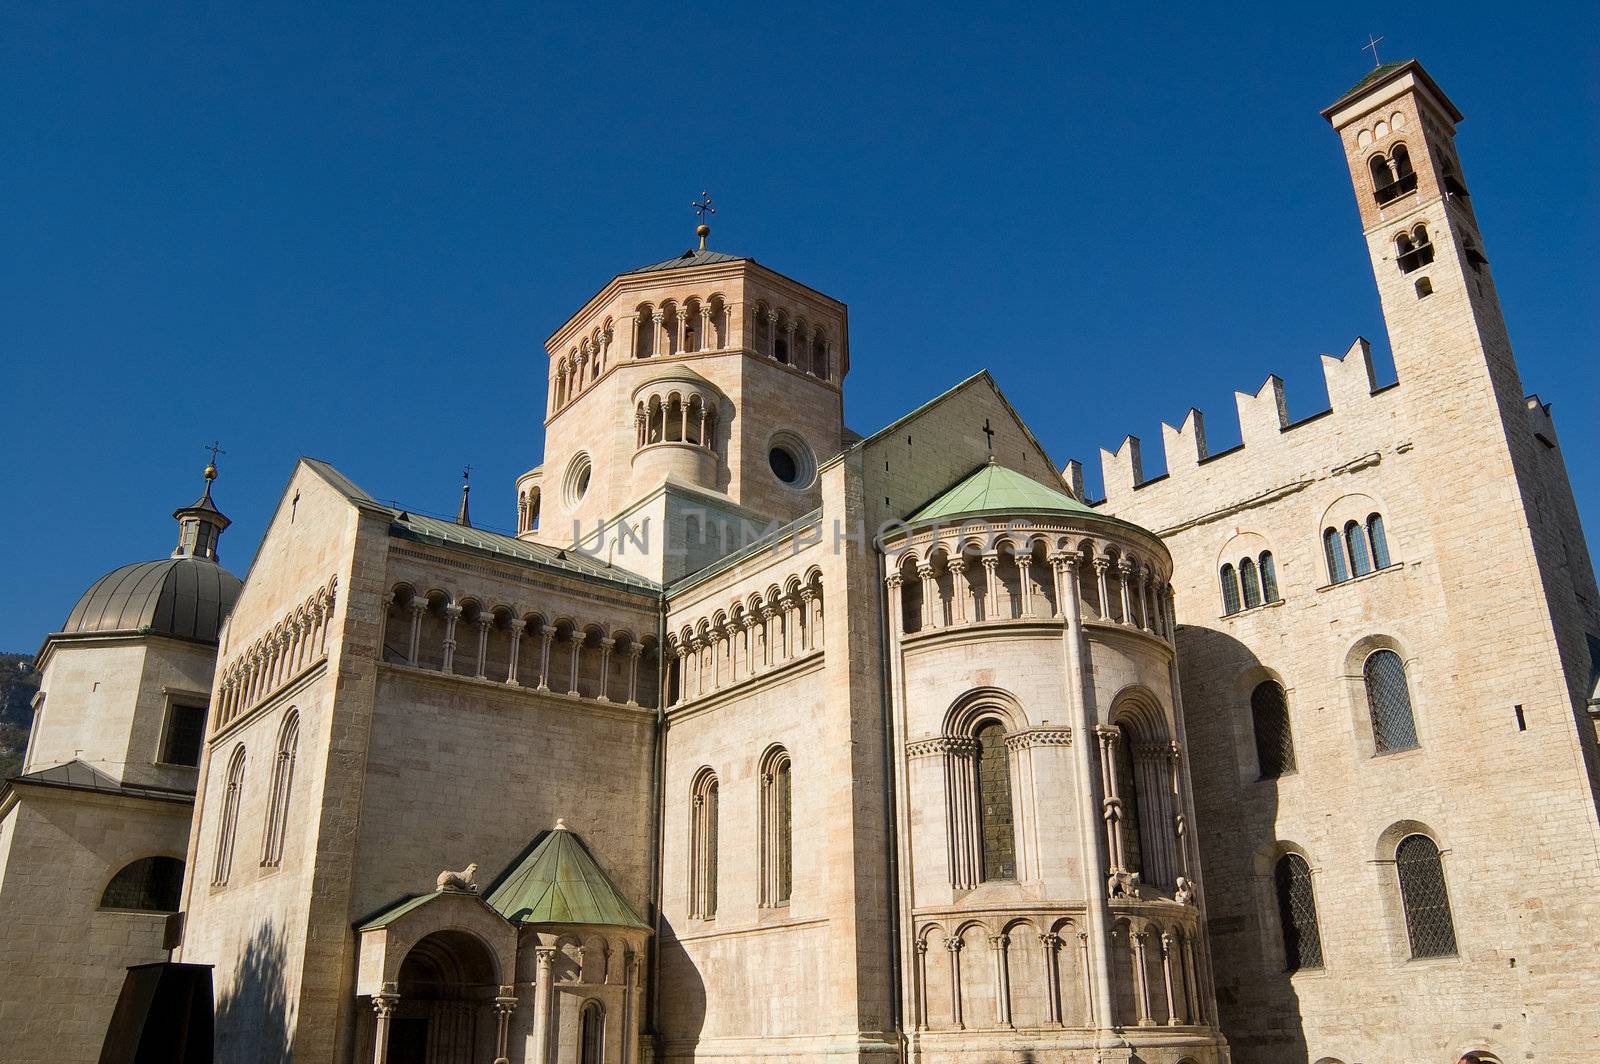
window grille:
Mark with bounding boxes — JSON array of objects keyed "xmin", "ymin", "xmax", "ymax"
[
  {"xmin": 1396, "ymin": 835, "xmax": 1458, "ymax": 958},
  {"xmin": 1344, "ymin": 520, "xmax": 1372, "ymax": 577},
  {"xmin": 1251, "ymin": 681, "xmax": 1297, "ymax": 779},
  {"xmin": 1259, "ymin": 551, "xmax": 1279, "ymax": 602},
  {"xmin": 1364, "ymin": 650, "xmax": 1420, "ymax": 753},
  {"xmin": 1367, "ymin": 513, "xmax": 1391, "ymax": 568},
  {"xmin": 1220, "ymin": 564, "xmax": 1241, "ymax": 615},
  {"xmin": 1273, "ymin": 854, "xmax": 1324, "ymax": 971},
  {"xmin": 975, "ymin": 720, "xmax": 1016, "ymax": 881},
  {"xmin": 102, "ymin": 856, "xmax": 184, "ymax": 912},
  {"xmin": 1241, "ymin": 557, "xmax": 1262, "ymax": 609},
  {"xmin": 1323, "ymin": 528, "xmax": 1348, "ymax": 584}
]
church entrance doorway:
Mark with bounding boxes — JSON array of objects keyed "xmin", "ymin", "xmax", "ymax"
[{"xmin": 389, "ymin": 929, "xmax": 499, "ymax": 1064}]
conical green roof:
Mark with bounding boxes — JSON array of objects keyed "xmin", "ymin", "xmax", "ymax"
[
  {"xmin": 909, "ymin": 461, "xmax": 1097, "ymax": 523},
  {"xmin": 485, "ymin": 823, "xmax": 649, "ymax": 930}
]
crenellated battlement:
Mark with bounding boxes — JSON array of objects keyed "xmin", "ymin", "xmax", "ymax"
[{"xmin": 1080, "ymin": 337, "xmax": 1399, "ymax": 514}]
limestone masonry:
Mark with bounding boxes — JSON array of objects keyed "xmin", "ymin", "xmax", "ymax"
[{"xmin": 2, "ymin": 59, "xmax": 1596, "ymax": 1064}]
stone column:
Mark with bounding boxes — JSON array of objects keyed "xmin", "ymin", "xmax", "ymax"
[
  {"xmin": 1058, "ymin": 550, "xmax": 1116, "ymax": 1031},
  {"xmin": 505, "ymin": 619, "xmax": 525, "ymax": 685},
  {"xmin": 885, "ymin": 574, "xmax": 904, "ymax": 639},
  {"xmin": 764, "ymin": 309, "xmax": 777, "ymax": 358},
  {"xmin": 1093, "ymin": 556, "xmax": 1111, "ymax": 621},
  {"xmin": 596, "ymin": 637, "xmax": 614, "ymax": 702},
  {"xmin": 1016, "ymin": 554, "xmax": 1034, "ymax": 617},
  {"xmin": 407, "ymin": 601, "xmax": 426, "ymax": 666},
  {"xmin": 474, "ymin": 618, "xmax": 492, "ymax": 679},
  {"xmin": 1096, "ymin": 725, "xmax": 1127, "ymax": 878},
  {"xmin": 626, "ymin": 644, "xmax": 643, "ymax": 705},
  {"xmin": 1182, "ymin": 932, "xmax": 1202, "ymax": 1024},
  {"xmin": 1132, "ymin": 930, "xmax": 1155, "ymax": 1025},
  {"xmin": 700, "ymin": 304, "xmax": 714, "ymax": 350},
  {"xmin": 742, "ymin": 617, "xmax": 762, "ymax": 676},
  {"xmin": 1039, "ymin": 932, "xmax": 1063, "ymax": 1026},
  {"xmin": 1117, "ymin": 560, "xmax": 1135, "ymax": 626},
  {"xmin": 651, "ymin": 311, "xmax": 664, "ymax": 356},
  {"xmin": 567, "ymin": 633, "xmax": 582, "ymax": 696},
  {"xmin": 990, "ymin": 934, "xmax": 1013, "ymax": 1029},
  {"xmin": 493, "ymin": 985, "xmax": 518, "ymax": 1060},
  {"xmin": 1141, "ymin": 567, "xmax": 1157, "ymax": 632},
  {"xmin": 947, "ymin": 558, "xmax": 968, "ymax": 623},
  {"xmin": 371, "ymin": 985, "xmax": 399, "ymax": 1064},
  {"xmin": 531, "ymin": 946, "xmax": 557, "ymax": 1064},
  {"xmin": 913, "ymin": 938, "xmax": 929, "ymax": 1030},
  {"xmin": 917, "ymin": 563, "xmax": 939, "ymax": 629},
  {"xmin": 946, "ymin": 937, "xmax": 965, "ymax": 1030},
  {"xmin": 981, "ymin": 553, "xmax": 1000, "ymax": 621},
  {"xmin": 537, "ymin": 629, "xmax": 553, "ymax": 690},
  {"xmin": 798, "ymin": 587, "xmax": 817, "ymax": 652},
  {"xmin": 1161, "ymin": 932, "xmax": 1182, "ymax": 1025},
  {"xmin": 440, "ymin": 604, "xmax": 461, "ymax": 673}
]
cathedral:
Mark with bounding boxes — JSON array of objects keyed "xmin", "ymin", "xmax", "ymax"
[{"xmin": 3, "ymin": 59, "xmax": 1598, "ymax": 1064}]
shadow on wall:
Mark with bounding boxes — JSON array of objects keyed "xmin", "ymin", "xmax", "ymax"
[
  {"xmin": 215, "ymin": 922, "xmax": 292, "ymax": 1064},
  {"xmin": 654, "ymin": 916, "xmax": 707, "ymax": 1051},
  {"xmin": 1173, "ymin": 622, "xmax": 1306, "ymax": 1064}
]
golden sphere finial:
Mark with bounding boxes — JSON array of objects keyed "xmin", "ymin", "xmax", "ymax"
[
  {"xmin": 204, "ymin": 462, "xmax": 218, "ymax": 481},
  {"xmin": 696, "ymin": 222, "xmax": 710, "ymax": 250}
]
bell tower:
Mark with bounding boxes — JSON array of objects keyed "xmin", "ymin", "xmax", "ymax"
[{"xmin": 518, "ymin": 225, "xmax": 850, "ymax": 582}]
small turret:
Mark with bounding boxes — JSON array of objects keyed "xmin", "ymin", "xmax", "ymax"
[{"xmin": 171, "ymin": 459, "xmax": 230, "ymax": 562}]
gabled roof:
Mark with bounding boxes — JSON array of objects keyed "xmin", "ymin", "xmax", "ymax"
[
  {"xmin": 355, "ymin": 890, "xmax": 445, "ymax": 931},
  {"xmin": 628, "ymin": 248, "xmax": 748, "ymax": 274},
  {"xmin": 908, "ymin": 459, "xmax": 1098, "ymax": 524},
  {"xmin": 484, "ymin": 822, "xmax": 649, "ymax": 930},
  {"xmin": 1321, "ymin": 58, "xmax": 1463, "ymax": 123}
]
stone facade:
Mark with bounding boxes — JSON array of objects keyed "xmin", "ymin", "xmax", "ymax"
[{"xmin": 4, "ymin": 58, "xmax": 1596, "ymax": 1064}]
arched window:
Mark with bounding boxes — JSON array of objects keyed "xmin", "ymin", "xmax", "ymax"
[
  {"xmin": 1364, "ymin": 649, "xmax": 1419, "ymax": 753},
  {"xmin": 753, "ymin": 306, "xmax": 771, "ymax": 356},
  {"xmin": 212, "ymin": 745, "xmax": 246, "ymax": 886},
  {"xmin": 812, "ymin": 333, "xmax": 829, "ymax": 379},
  {"xmin": 1368, "ymin": 153, "xmax": 1395, "ymax": 191},
  {"xmin": 580, "ymin": 1000, "xmax": 605, "ymax": 1064},
  {"xmin": 1344, "ymin": 520, "xmax": 1372, "ymax": 577},
  {"xmin": 760, "ymin": 747, "xmax": 793, "ymax": 906},
  {"xmin": 634, "ymin": 305, "xmax": 656, "ymax": 358},
  {"xmin": 101, "ymin": 856, "xmax": 184, "ymax": 912},
  {"xmin": 974, "ymin": 720, "xmax": 1016, "ymax": 881},
  {"xmin": 1395, "ymin": 834, "xmax": 1457, "ymax": 957},
  {"xmin": 1390, "ymin": 143, "xmax": 1414, "ymax": 180},
  {"xmin": 261, "ymin": 711, "xmax": 299, "ymax": 868},
  {"xmin": 1323, "ymin": 528, "xmax": 1348, "ymax": 584},
  {"xmin": 774, "ymin": 312, "xmax": 790, "ymax": 364},
  {"xmin": 1273, "ymin": 853, "xmax": 1324, "ymax": 971},
  {"xmin": 1113, "ymin": 724, "xmax": 1144, "ymax": 878},
  {"xmin": 1367, "ymin": 513, "xmax": 1390, "ymax": 568},
  {"xmin": 1397, "ymin": 224, "xmax": 1434, "ymax": 273},
  {"xmin": 1259, "ymin": 551, "xmax": 1279, "ymax": 602},
  {"xmin": 1240, "ymin": 557, "xmax": 1262, "ymax": 609},
  {"xmin": 689, "ymin": 771, "xmax": 719, "ymax": 918},
  {"xmin": 1251, "ymin": 681, "xmax": 1297, "ymax": 779},
  {"xmin": 1220, "ymin": 563, "xmax": 1241, "ymax": 615}
]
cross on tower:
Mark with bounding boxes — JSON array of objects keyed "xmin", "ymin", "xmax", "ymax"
[
  {"xmin": 982, "ymin": 419, "xmax": 995, "ymax": 452},
  {"xmin": 1363, "ymin": 33, "xmax": 1384, "ymax": 68},
  {"xmin": 203, "ymin": 440, "xmax": 226, "ymax": 465},
  {"xmin": 692, "ymin": 192, "xmax": 716, "ymax": 220},
  {"xmin": 462, "ymin": 465, "xmax": 472, "ymax": 484}
]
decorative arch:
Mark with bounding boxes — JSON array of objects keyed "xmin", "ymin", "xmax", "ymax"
[{"xmin": 942, "ymin": 686, "xmax": 1027, "ymax": 737}]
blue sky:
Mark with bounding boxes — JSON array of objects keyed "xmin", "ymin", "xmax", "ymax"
[{"xmin": 2, "ymin": 2, "xmax": 1595, "ymax": 651}]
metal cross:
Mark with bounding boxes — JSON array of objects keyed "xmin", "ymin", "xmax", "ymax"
[
  {"xmin": 982, "ymin": 419, "xmax": 996, "ymax": 451},
  {"xmin": 203, "ymin": 440, "xmax": 226, "ymax": 464},
  {"xmin": 462, "ymin": 465, "xmax": 472, "ymax": 484},
  {"xmin": 1364, "ymin": 33, "xmax": 1384, "ymax": 68},
  {"xmin": 692, "ymin": 192, "xmax": 716, "ymax": 220}
]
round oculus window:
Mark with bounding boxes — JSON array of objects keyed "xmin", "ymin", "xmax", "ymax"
[
  {"xmin": 564, "ymin": 453, "xmax": 593, "ymax": 506},
  {"xmin": 769, "ymin": 446, "xmax": 799, "ymax": 484}
]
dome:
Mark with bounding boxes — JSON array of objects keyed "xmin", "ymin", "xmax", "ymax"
[{"xmin": 61, "ymin": 556, "xmax": 242, "ymax": 644}]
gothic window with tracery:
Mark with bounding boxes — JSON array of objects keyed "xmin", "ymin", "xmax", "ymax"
[
  {"xmin": 689, "ymin": 770, "xmax": 719, "ymax": 918},
  {"xmin": 1396, "ymin": 834, "xmax": 1457, "ymax": 957},
  {"xmin": 975, "ymin": 720, "xmax": 1016, "ymax": 881},
  {"xmin": 1364, "ymin": 649, "xmax": 1420, "ymax": 753},
  {"xmin": 1251, "ymin": 681, "xmax": 1297, "ymax": 779},
  {"xmin": 212, "ymin": 744, "xmax": 247, "ymax": 886},
  {"xmin": 1273, "ymin": 853, "xmax": 1324, "ymax": 971}
]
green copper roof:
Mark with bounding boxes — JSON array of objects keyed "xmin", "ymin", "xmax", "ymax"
[
  {"xmin": 909, "ymin": 461, "xmax": 1097, "ymax": 524},
  {"xmin": 355, "ymin": 891, "xmax": 444, "ymax": 931},
  {"xmin": 485, "ymin": 824, "xmax": 649, "ymax": 930}
]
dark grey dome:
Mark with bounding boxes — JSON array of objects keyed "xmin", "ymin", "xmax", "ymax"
[{"xmin": 62, "ymin": 557, "xmax": 242, "ymax": 644}]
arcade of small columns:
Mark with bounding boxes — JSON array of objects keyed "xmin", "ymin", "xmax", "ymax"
[
  {"xmin": 549, "ymin": 292, "xmax": 838, "ymax": 414},
  {"xmin": 214, "ymin": 575, "xmax": 338, "ymax": 732},
  {"xmin": 886, "ymin": 525, "xmax": 1215, "ymax": 1034},
  {"xmin": 911, "ymin": 910, "xmax": 1204, "ymax": 1033},
  {"xmin": 665, "ymin": 570, "xmax": 824, "ymax": 706},
  {"xmin": 382, "ymin": 583, "xmax": 662, "ymax": 709},
  {"xmin": 633, "ymin": 380, "xmax": 722, "ymax": 451}
]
